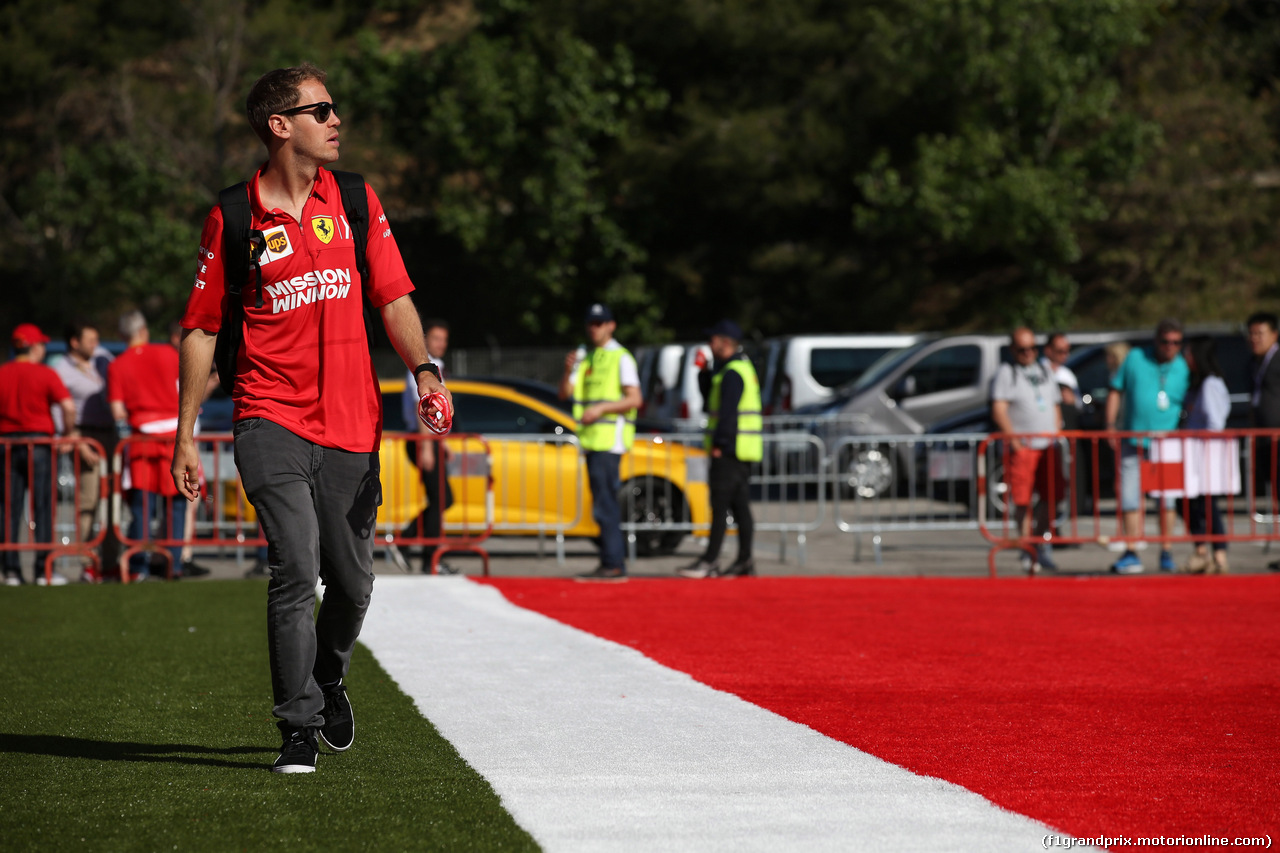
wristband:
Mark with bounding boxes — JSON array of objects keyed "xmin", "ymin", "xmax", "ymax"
[{"xmin": 414, "ymin": 362, "xmax": 441, "ymax": 382}]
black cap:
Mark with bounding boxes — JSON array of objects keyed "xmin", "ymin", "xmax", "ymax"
[
  {"xmin": 704, "ymin": 319, "xmax": 744, "ymax": 341},
  {"xmin": 585, "ymin": 303, "xmax": 614, "ymax": 323}
]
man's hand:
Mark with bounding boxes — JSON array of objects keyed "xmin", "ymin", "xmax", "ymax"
[
  {"xmin": 580, "ymin": 404, "xmax": 602, "ymax": 425},
  {"xmin": 171, "ymin": 437, "xmax": 202, "ymax": 502}
]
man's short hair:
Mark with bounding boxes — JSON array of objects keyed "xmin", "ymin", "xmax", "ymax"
[
  {"xmin": 1046, "ymin": 331, "xmax": 1069, "ymax": 348},
  {"xmin": 423, "ymin": 318, "xmax": 450, "ymax": 334},
  {"xmin": 246, "ymin": 63, "xmax": 327, "ymax": 146},
  {"xmin": 64, "ymin": 319, "xmax": 96, "ymax": 345},
  {"xmin": 1247, "ymin": 311, "xmax": 1279, "ymax": 333},
  {"xmin": 1155, "ymin": 318, "xmax": 1183, "ymax": 339},
  {"xmin": 119, "ymin": 309, "xmax": 147, "ymax": 341}
]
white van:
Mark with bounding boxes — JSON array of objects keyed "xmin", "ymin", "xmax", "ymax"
[
  {"xmin": 636, "ymin": 343, "xmax": 686, "ymax": 422},
  {"xmin": 760, "ymin": 333, "xmax": 926, "ymax": 415}
]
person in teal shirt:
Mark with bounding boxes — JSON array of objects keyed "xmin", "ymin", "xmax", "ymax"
[{"xmin": 1104, "ymin": 319, "xmax": 1190, "ymax": 574}]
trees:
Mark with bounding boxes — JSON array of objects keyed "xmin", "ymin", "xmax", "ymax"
[{"xmin": 2, "ymin": 0, "xmax": 1279, "ymax": 344}]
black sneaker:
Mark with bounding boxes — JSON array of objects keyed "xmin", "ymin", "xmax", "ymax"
[
  {"xmin": 721, "ymin": 557, "xmax": 756, "ymax": 577},
  {"xmin": 273, "ymin": 727, "xmax": 318, "ymax": 774},
  {"xmin": 319, "ymin": 682, "xmax": 354, "ymax": 752},
  {"xmin": 574, "ymin": 566, "xmax": 627, "ymax": 582},
  {"xmin": 676, "ymin": 559, "xmax": 720, "ymax": 579},
  {"xmin": 180, "ymin": 560, "xmax": 212, "ymax": 578}
]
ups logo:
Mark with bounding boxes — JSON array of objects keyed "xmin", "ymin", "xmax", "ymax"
[{"xmin": 266, "ymin": 230, "xmax": 289, "ymax": 254}]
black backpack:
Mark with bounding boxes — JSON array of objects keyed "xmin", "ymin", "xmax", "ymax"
[{"xmin": 213, "ymin": 170, "xmax": 374, "ymax": 394}]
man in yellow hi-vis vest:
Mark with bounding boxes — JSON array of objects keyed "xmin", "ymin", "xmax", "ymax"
[
  {"xmin": 559, "ymin": 303, "xmax": 642, "ymax": 582},
  {"xmin": 678, "ymin": 319, "xmax": 762, "ymax": 579}
]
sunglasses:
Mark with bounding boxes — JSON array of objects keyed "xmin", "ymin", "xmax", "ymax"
[
  {"xmin": 279, "ymin": 101, "xmax": 338, "ymax": 122},
  {"xmin": 1013, "ymin": 345, "xmax": 1037, "ymax": 354}
]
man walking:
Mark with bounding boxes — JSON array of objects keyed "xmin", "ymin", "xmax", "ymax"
[
  {"xmin": 991, "ymin": 327, "xmax": 1063, "ymax": 573},
  {"xmin": 559, "ymin": 303, "xmax": 641, "ymax": 582},
  {"xmin": 1105, "ymin": 319, "xmax": 1189, "ymax": 574},
  {"xmin": 171, "ymin": 63, "xmax": 449, "ymax": 774},
  {"xmin": 678, "ymin": 320, "xmax": 762, "ymax": 579},
  {"xmin": 401, "ymin": 318, "xmax": 455, "ymax": 573}
]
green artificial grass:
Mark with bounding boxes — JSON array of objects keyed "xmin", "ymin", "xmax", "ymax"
[{"xmin": 0, "ymin": 580, "xmax": 539, "ymax": 852}]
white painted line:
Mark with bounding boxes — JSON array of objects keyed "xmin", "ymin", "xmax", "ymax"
[{"xmin": 361, "ymin": 577, "xmax": 1095, "ymax": 853}]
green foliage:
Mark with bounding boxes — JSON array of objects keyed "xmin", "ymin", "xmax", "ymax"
[
  {"xmin": 356, "ymin": 0, "xmax": 669, "ymax": 340},
  {"xmin": 3, "ymin": 0, "xmax": 1280, "ymax": 344},
  {"xmin": 17, "ymin": 142, "xmax": 204, "ymax": 323}
]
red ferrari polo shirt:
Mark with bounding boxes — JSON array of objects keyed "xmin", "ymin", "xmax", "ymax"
[{"xmin": 181, "ymin": 166, "xmax": 414, "ymax": 452}]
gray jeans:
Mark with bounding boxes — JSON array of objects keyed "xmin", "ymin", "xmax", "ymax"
[{"xmin": 233, "ymin": 418, "xmax": 381, "ymax": 731}]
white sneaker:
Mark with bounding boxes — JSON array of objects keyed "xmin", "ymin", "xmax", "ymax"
[
  {"xmin": 35, "ymin": 572, "xmax": 70, "ymax": 587},
  {"xmin": 4, "ymin": 573, "xmax": 21, "ymax": 587}
]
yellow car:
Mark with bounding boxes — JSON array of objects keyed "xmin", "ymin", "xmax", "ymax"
[
  {"xmin": 222, "ymin": 378, "xmax": 711, "ymax": 555},
  {"xmin": 382, "ymin": 378, "xmax": 711, "ymax": 555}
]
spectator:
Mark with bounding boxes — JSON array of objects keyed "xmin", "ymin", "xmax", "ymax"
[
  {"xmin": 171, "ymin": 62, "xmax": 449, "ymax": 773},
  {"xmin": 0, "ymin": 323, "xmax": 76, "ymax": 585},
  {"xmin": 52, "ymin": 320, "xmax": 115, "ymax": 579},
  {"xmin": 1105, "ymin": 319, "xmax": 1190, "ymax": 574},
  {"xmin": 109, "ymin": 309, "xmax": 186, "ymax": 579},
  {"xmin": 559, "ymin": 303, "xmax": 641, "ymax": 582},
  {"xmin": 1179, "ymin": 337, "xmax": 1231, "ymax": 574},
  {"xmin": 1041, "ymin": 332, "xmax": 1081, "ymax": 429},
  {"xmin": 677, "ymin": 320, "xmax": 762, "ymax": 579},
  {"xmin": 400, "ymin": 318, "xmax": 455, "ymax": 574},
  {"xmin": 1245, "ymin": 312, "xmax": 1280, "ymax": 572},
  {"xmin": 990, "ymin": 327, "xmax": 1063, "ymax": 573}
]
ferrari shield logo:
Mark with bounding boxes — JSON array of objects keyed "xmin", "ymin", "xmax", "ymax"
[{"xmin": 311, "ymin": 216, "xmax": 336, "ymax": 244}]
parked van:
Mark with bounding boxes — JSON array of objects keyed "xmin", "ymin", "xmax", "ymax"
[
  {"xmin": 635, "ymin": 343, "xmax": 687, "ymax": 422},
  {"xmin": 760, "ymin": 333, "xmax": 926, "ymax": 415}
]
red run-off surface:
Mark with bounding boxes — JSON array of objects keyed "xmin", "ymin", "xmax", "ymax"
[{"xmin": 484, "ymin": 576, "xmax": 1280, "ymax": 843}]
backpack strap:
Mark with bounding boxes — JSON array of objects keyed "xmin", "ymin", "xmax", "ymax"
[
  {"xmin": 332, "ymin": 170, "xmax": 376, "ymax": 349},
  {"xmin": 218, "ymin": 182, "xmax": 251, "ymax": 302},
  {"xmin": 332, "ymin": 170, "xmax": 370, "ymax": 286}
]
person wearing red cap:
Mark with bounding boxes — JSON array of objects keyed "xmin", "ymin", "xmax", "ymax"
[{"xmin": 0, "ymin": 323, "xmax": 76, "ymax": 585}]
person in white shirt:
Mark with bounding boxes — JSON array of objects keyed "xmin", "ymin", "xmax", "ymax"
[
  {"xmin": 1041, "ymin": 332, "xmax": 1081, "ymax": 428},
  {"xmin": 1180, "ymin": 336, "xmax": 1232, "ymax": 574}
]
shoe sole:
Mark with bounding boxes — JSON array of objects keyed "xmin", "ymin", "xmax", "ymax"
[
  {"xmin": 573, "ymin": 576, "xmax": 628, "ymax": 583},
  {"xmin": 272, "ymin": 763, "xmax": 316, "ymax": 774}
]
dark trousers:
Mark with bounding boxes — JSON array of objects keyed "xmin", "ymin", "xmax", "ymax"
[
  {"xmin": 704, "ymin": 455, "xmax": 753, "ymax": 564},
  {"xmin": 127, "ymin": 489, "xmax": 185, "ymax": 574},
  {"xmin": 402, "ymin": 438, "xmax": 454, "ymax": 567},
  {"xmin": 233, "ymin": 418, "xmax": 380, "ymax": 732},
  {"xmin": 586, "ymin": 451, "xmax": 625, "ymax": 570},
  {"xmin": 1, "ymin": 436, "xmax": 53, "ymax": 576},
  {"xmin": 1182, "ymin": 495, "xmax": 1227, "ymax": 552}
]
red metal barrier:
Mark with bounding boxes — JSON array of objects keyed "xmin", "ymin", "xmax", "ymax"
[
  {"xmin": 110, "ymin": 432, "xmax": 493, "ymax": 581},
  {"xmin": 978, "ymin": 428, "xmax": 1280, "ymax": 576},
  {"xmin": 0, "ymin": 436, "xmax": 108, "ymax": 584},
  {"xmin": 381, "ymin": 432, "xmax": 494, "ymax": 575}
]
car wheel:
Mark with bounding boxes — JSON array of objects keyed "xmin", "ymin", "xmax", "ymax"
[
  {"xmin": 843, "ymin": 447, "xmax": 894, "ymax": 499},
  {"xmin": 622, "ymin": 478, "xmax": 687, "ymax": 556}
]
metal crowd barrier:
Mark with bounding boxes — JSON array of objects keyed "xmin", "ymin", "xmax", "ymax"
[
  {"xmin": 977, "ymin": 428, "xmax": 1280, "ymax": 577},
  {"xmin": 380, "ymin": 432, "xmax": 494, "ymax": 575},
  {"xmin": 0, "ymin": 435, "xmax": 108, "ymax": 583},
  {"xmin": 828, "ymin": 433, "xmax": 987, "ymax": 563}
]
